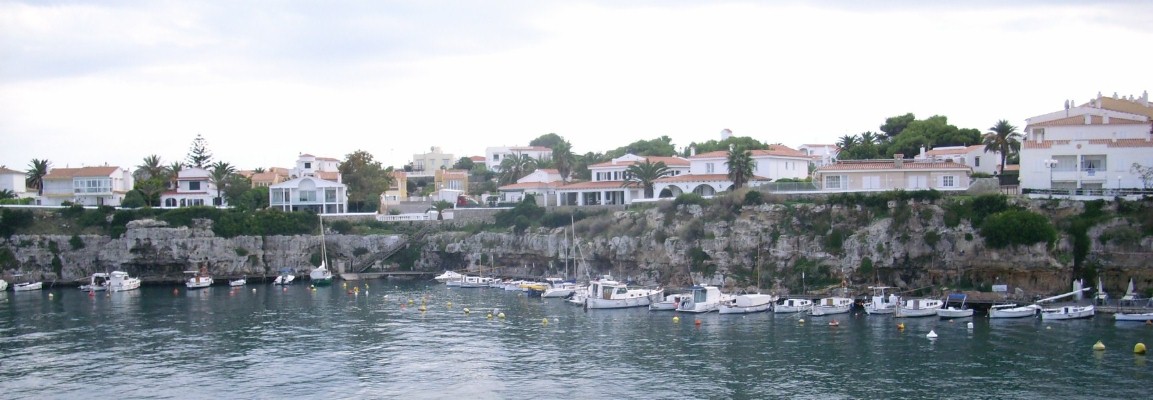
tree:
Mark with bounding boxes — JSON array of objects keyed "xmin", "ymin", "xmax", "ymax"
[
  {"xmin": 339, "ymin": 150, "xmax": 393, "ymax": 213},
  {"xmin": 528, "ymin": 133, "xmax": 566, "ymax": 149},
  {"xmin": 606, "ymin": 136, "xmax": 676, "ymax": 158},
  {"xmin": 623, "ymin": 159, "xmax": 671, "ymax": 199},
  {"xmin": 726, "ymin": 147, "xmax": 755, "ymax": 190},
  {"xmin": 133, "ymin": 178, "xmax": 166, "ymax": 206},
  {"xmin": 983, "ymin": 119, "xmax": 1022, "ymax": 174},
  {"xmin": 836, "ymin": 135, "xmax": 858, "ymax": 150},
  {"xmin": 134, "ymin": 154, "xmax": 167, "ymax": 182},
  {"xmin": 430, "ymin": 200, "xmax": 453, "ymax": 220},
  {"xmin": 0, "ymin": 189, "xmax": 17, "ymax": 199},
  {"xmin": 551, "ymin": 139, "xmax": 576, "ymax": 182},
  {"xmin": 1131, "ymin": 163, "xmax": 1153, "ymax": 189},
  {"xmin": 185, "ymin": 134, "xmax": 213, "ymax": 168},
  {"xmin": 167, "ymin": 162, "xmax": 183, "ymax": 189},
  {"xmin": 498, "ymin": 153, "xmax": 537, "ymax": 185},
  {"xmin": 452, "ymin": 157, "xmax": 475, "ymax": 171},
  {"xmin": 880, "ymin": 113, "xmax": 916, "ymax": 137},
  {"xmin": 221, "ymin": 174, "xmax": 253, "ymax": 206},
  {"xmin": 572, "ymin": 152, "xmax": 607, "ymax": 181},
  {"xmin": 25, "ymin": 158, "xmax": 50, "ymax": 196},
  {"xmin": 685, "ymin": 136, "xmax": 770, "ymax": 156},
  {"xmin": 252, "ymin": 167, "xmax": 267, "ymax": 174},
  {"xmin": 886, "ymin": 115, "xmax": 981, "ymax": 158},
  {"xmin": 209, "ymin": 161, "xmax": 236, "ymax": 206}
]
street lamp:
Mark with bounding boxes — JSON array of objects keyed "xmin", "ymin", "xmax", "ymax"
[{"xmin": 1043, "ymin": 159, "xmax": 1058, "ymax": 194}]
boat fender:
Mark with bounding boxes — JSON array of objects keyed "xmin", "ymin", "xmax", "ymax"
[
  {"xmin": 1135, "ymin": 343, "xmax": 1146, "ymax": 355},
  {"xmin": 673, "ymin": 316, "xmax": 680, "ymax": 323},
  {"xmin": 1093, "ymin": 341, "xmax": 1105, "ymax": 351},
  {"xmin": 694, "ymin": 319, "xmax": 701, "ymax": 326}
]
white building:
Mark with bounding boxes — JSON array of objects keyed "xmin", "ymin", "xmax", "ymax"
[
  {"xmin": 813, "ymin": 157, "xmax": 971, "ymax": 192},
  {"xmin": 0, "ymin": 166, "xmax": 28, "ymax": 196},
  {"xmin": 498, "ymin": 168, "xmax": 564, "ymax": 206},
  {"xmin": 555, "ymin": 154, "xmax": 690, "ymax": 206},
  {"xmin": 798, "ymin": 144, "xmax": 840, "ymax": 167},
  {"xmin": 654, "ymin": 146, "xmax": 811, "ymax": 198},
  {"xmin": 1020, "ymin": 92, "xmax": 1153, "ymax": 193},
  {"xmin": 39, "ymin": 166, "xmax": 134, "ymax": 207},
  {"xmin": 914, "ymin": 145, "xmax": 1001, "ymax": 176},
  {"xmin": 409, "ymin": 146, "xmax": 456, "ymax": 177},
  {"xmin": 270, "ymin": 154, "xmax": 349, "ymax": 213},
  {"xmin": 484, "ymin": 146, "xmax": 553, "ymax": 172},
  {"xmin": 160, "ymin": 167, "xmax": 219, "ymax": 207}
]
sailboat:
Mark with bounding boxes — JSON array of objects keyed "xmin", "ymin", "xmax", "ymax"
[
  {"xmin": 309, "ymin": 215, "xmax": 334, "ymax": 286},
  {"xmin": 1121, "ymin": 278, "xmax": 1139, "ymax": 302}
]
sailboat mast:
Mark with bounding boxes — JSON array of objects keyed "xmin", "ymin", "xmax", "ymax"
[{"xmin": 319, "ymin": 215, "xmax": 327, "ymax": 266}]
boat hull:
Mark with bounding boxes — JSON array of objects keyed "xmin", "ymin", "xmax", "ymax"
[
  {"xmin": 937, "ymin": 308, "xmax": 974, "ymax": 319},
  {"xmin": 585, "ymin": 289, "xmax": 663, "ymax": 309},
  {"xmin": 14, "ymin": 282, "xmax": 43, "ymax": 291},
  {"xmin": 1040, "ymin": 305, "xmax": 1095, "ymax": 320},
  {"xmin": 1114, "ymin": 313, "xmax": 1153, "ymax": 322}
]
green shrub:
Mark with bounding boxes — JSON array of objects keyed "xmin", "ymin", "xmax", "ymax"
[
  {"xmin": 971, "ymin": 194, "xmax": 1009, "ymax": 226},
  {"xmin": 743, "ymin": 190, "xmax": 765, "ymax": 206},
  {"xmin": 924, "ymin": 230, "xmax": 940, "ymax": 247},
  {"xmin": 980, "ymin": 210, "xmax": 1057, "ymax": 248},
  {"xmin": 353, "ymin": 247, "xmax": 369, "ymax": 257},
  {"xmin": 0, "ymin": 208, "xmax": 35, "ymax": 238},
  {"xmin": 860, "ymin": 257, "xmax": 874, "ymax": 276},
  {"xmin": 234, "ymin": 247, "xmax": 248, "ymax": 257},
  {"xmin": 329, "ymin": 220, "xmax": 354, "ymax": 234},
  {"xmin": 69, "ymin": 234, "xmax": 85, "ymax": 250}
]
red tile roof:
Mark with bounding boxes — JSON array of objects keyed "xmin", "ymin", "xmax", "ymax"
[
  {"xmin": 1031, "ymin": 115, "xmax": 1146, "ymax": 127},
  {"xmin": 588, "ymin": 156, "xmax": 689, "ymax": 169},
  {"xmin": 44, "ymin": 166, "xmax": 121, "ymax": 179},
  {"xmin": 1022, "ymin": 139, "xmax": 1153, "ymax": 149},
  {"xmin": 925, "ymin": 145, "xmax": 985, "ymax": 156},
  {"xmin": 693, "ymin": 145, "xmax": 808, "ymax": 159},
  {"xmin": 499, "ymin": 182, "xmax": 560, "ymax": 191},
  {"xmin": 654, "ymin": 173, "xmax": 770, "ymax": 183},
  {"xmin": 557, "ymin": 180, "xmax": 640, "ymax": 190},
  {"xmin": 0, "ymin": 166, "xmax": 22, "ymax": 174}
]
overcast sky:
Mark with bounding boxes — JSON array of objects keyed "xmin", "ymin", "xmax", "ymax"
[{"xmin": 2, "ymin": 0, "xmax": 1150, "ymax": 172}]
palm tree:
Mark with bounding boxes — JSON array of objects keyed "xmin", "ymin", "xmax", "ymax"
[
  {"xmin": 253, "ymin": 167, "xmax": 266, "ymax": 174},
  {"xmin": 167, "ymin": 162, "xmax": 183, "ymax": 189},
  {"xmin": 0, "ymin": 189, "xmax": 17, "ymax": 199},
  {"xmin": 726, "ymin": 147, "xmax": 755, "ymax": 190},
  {"xmin": 552, "ymin": 140, "xmax": 576, "ymax": 182},
  {"xmin": 209, "ymin": 161, "xmax": 236, "ymax": 206},
  {"xmin": 623, "ymin": 159, "xmax": 671, "ymax": 199},
  {"xmin": 430, "ymin": 200, "xmax": 453, "ymax": 220},
  {"xmin": 134, "ymin": 154, "xmax": 167, "ymax": 182},
  {"xmin": 983, "ymin": 119, "xmax": 1022, "ymax": 174},
  {"xmin": 498, "ymin": 153, "xmax": 537, "ymax": 185},
  {"xmin": 25, "ymin": 158, "xmax": 50, "ymax": 196},
  {"xmin": 836, "ymin": 135, "xmax": 858, "ymax": 150}
]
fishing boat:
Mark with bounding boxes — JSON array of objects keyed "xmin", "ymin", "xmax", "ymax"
[
  {"xmin": 542, "ymin": 279, "xmax": 579, "ymax": 298},
  {"xmin": 864, "ymin": 286, "xmax": 899, "ymax": 315},
  {"xmin": 12, "ymin": 274, "xmax": 42, "ymax": 292},
  {"xmin": 583, "ymin": 276, "xmax": 663, "ymax": 309},
  {"xmin": 937, "ymin": 293, "xmax": 974, "ymax": 319},
  {"xmin": 185, "ymin": 269, "xmax": 213, "ymax": 289},
  {"xmin": 230, "ymin": 276, "xmax": 247, "ymax": 287},
  {"xmin": 719, "ymin": 294, "xmax": 777, "ymax": 314},
  {"xmin": 1040, "ymin": 304, "xmax": 1095, "ymax": 320},
  {"xmin": 810, "ymin": 296, "xmax": 854, "ymax": 316},
  {"xmin": 273, "ymin": 269, "xmax": 296, "ymax": 285},
  {"xmin": 459, "ymin": 275, "xmax": 494, "ymax": 288},
  {"xmin": 521, "ymin": 282, "xmax": 549, "ymax": 297},
  {"xmin": 107, "ymin": 271, "xmax": 141, "ymax": 292},
  {"xmin": 308, "ymin": 216, "xmax": 334, "ymax": 286},
  {"xmin": 1113, "ymin": 312, "xmax": 1153, "ymax": 322},
  {"xmin": 774, "ymin": 298, "xmax": 813, "ymax": 314},
  {"xmin": 676, "ymin": 285, "xmax": 730, "ymax": 313},
  {"xmin": 80, "ymin": 272, "xmax": 110, "ymax": 292},
  {"xmin": 989, "ymin": 303, "xmax": 1040, "ymax": 319},
  {"xmin": 894, "ymin": 298, "xmax": 943, "ymax": 318},
  {"xmin": 649, "ymin": 293, "xmax": 688, "ymax": 311}
]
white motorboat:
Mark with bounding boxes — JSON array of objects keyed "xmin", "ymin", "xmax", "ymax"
[
  {"xmin": 14, "ymin": 281, "xmax": 43, "ymax": 291},
  {"xmin": 937, "ymin": 293, "xmax": 974, "ymax": 319},
  {"xmin": 1040, "ymin": 304, "xmax": 1095, "ymax": 320},
  {"xmin": 107, "ymin": 271, "xmax": 141, "ymax": 292},
  {"xmin": 566, "ymin": 286, "xmax": 589, "ymax": 306},
  {"xmin": 719, "ymin": 294, "xmax": 777, "ymax": 314},
  {"xmin": 542, "ymin": 278, "xmax": 579, "ymax": 298},
  {"xmin": 864, "ymin": 286, "xmax": 899, "ymax": 315},
  {"xmin": 309, "ymin": 216, "xmax": 334, "ymax": 286},
  {"xmin": 774, "ymin": 298, "xmax": 813, "ymax": 313},
  {"xmin": 1113, "ymin": 312, "xmax": 1153, "ymax": 322},
  {"xmin": 583, "ymin": 276, "xmax": 663, "ymax": 309},
  {"xmin": 459, "ymin": 275, "xmax": 494, "ymax": 288},
  {"xmin": 434, "ymin": 270, "xmax": 463, "ymax": 284},
  {"xmin": 80, "ymin": 272, "xmax": 110, "ymax": 292},
  {"xmin": 0, "ymin": 278, "xmax": 6, "ymax": 291},
  {"xmin": 649, "ymin": 293, "xmax": 688, "ymax": 311},
  {"xmin": 989, "ymin": 304, "xmax": 1040, "ymax": 319},
  {"xmin": 676, "ymin": 285, "xmax": 730, "ymax": 313},
  {"xmin": 810, "ymin": 296, "xmax": 854, "ymax": 316},
  {"xmin": 895, "ymin": 298, "xmax": 943, "ymax": 318},
  {"xmin": 185, "ymin": 269, "xmax": 213, "ymax": 289},
  {"xmin": 230, "ymin": 276, "xmax": 247, "ymax": 287},
  {"xmin": 273, "ymin": 269, "xmax": 296, "ymax": 285}
]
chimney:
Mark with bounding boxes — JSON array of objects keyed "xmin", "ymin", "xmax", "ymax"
[
  {"xmin": 894, "ymin": 154, "xmax": 904, "ymax": 168},
  {"xmin": 690, "ymin": 145, "xmax": 696, "ymax": 157},
  {"xmin": 1143, "ymin": 90, "xmax": 1149, "ymax": 107},
  {"xmin": 919, "ymin": 146, "xmax": 927, "ymax": 158},
  {"xmin": 1084, "ymin": 114, "xmax": 1092, "ymax": 125}
]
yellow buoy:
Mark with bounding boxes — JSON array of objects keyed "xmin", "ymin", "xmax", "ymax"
[
  {"xmin": 898, "ymin": 323, "xmax": 905, "ymax": 330},
  {"xmin": 408, "ymin": 299, "xmax": 414, "ymax": 304},
  {"xmin": 673, "ymin": 316, "xmax": 680, "ymax": 323},
  {"xmin": 1136, "ymin": 343, "xmax": 1147, "ymax": 355},
  {"xmin": 487, "ymin": 313, "xmax": 493, "ymax": 319},
  {"xmin": 1093, "ymin": 340, "xmax": 1106, "ymax": 351},
  {"xmin": 419, "ymin": 306, "xmax": 427, "ymax": 312},
  {"xmin": 447, "ymin": 302, "xmax": 452, "ymax": 308},
  {"xmin": 463, "ymin": 308, "xmax": 470, "ymax": 314},
  {"xmin": 542, "ymin": 318, "xmax": 549, "ymax": 325},
  {"xmin": 498, "ymin": 312, "xmax": 506, "ymax": 319},
  {"xmin": 798, "ymin": 319, "xmax": 805, "ymax": 324}
]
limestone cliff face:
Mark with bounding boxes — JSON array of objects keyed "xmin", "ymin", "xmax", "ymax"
[
  {"xmin": 0, "ymin": 219, "xmax": 403, "ymax": 283},
  {"xmin": 417, "ymin": 199, "xmax": 1152, "ymax": 295}
]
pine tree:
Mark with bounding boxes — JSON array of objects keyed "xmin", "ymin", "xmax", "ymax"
[{"xmin": 186, "ymin": 134, "xmax": 213, "ymax": 168}]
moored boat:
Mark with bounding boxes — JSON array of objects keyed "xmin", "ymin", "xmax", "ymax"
[
  {"xmin": 80, "ymin": 272, "xmax": 110, "ymax": 292},
  {"xmin": 649, "ymin": 293, "xmax": 687, "ymax": 311},
  {"xmin": 434, "ymin": 270, "xmax": 464, "ymax": 284},
  {"xmin": 309, "ymin": 216, "xmax": 334, "ymax": 286},
  {"xmin": 230, "ymin": 276, "xmax": 247, "ymax": 287},
  {"xmin": 676, "ymin": 285, "xmax": 730, "ymax": 313},
  {"xmin": 185, "ymin": 269, "xmax": 213, "ymax": 289},
  {"xmin": 14, "ymin": 281, "xmax": 43, "ymax": 292},
  {"xmin": 1113, "ymin": 312, "xmax": 1153, "ymax": 322},
  {"xmin": 937, "ymin": 293, "xmax": 973, "ymax": 319},
  {"xmin": 864, "ymin": 286, "xmax": 899, "ymax": 315},
  {"xmin": 0, "ymin": 278, "xmax": 6, "ymax": 291},
  {"xmin": 107, "ymin": 271, "xmax": 141, "ymax": 292},
  {"xmin": 810, "ymin": 296, "xmax": 854, "ymax": 316},
  {"xmin": 895, "ymin": 298, "xmax": 943, "ymax": 318},
  {"xmin": 719, "ymin": 294, "xmax": 776, "ymax": 314},
  {"xmin": 774, "ymin": 298, "xmax": 813, "ymax": 314},
  {"xmin": 1040, "ymin": 304, "xmax": 1095, "ymax": 320},
  {"xmin": 989, "ymin": 304, "xmax": 1039, "ymax": 319},
  {"xmin": 273, "ymin": 269, "xmax": 296, "ymax": 285}
]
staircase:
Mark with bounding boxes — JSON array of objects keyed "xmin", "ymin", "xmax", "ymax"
[{"xmin": 354, "ymin": 225, "xmax": 437, "ymax": 273}]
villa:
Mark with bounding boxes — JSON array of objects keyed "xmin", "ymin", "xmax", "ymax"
[
  {"xmin": 39, "ymin": 165, "xmax": 134, "ymax": 207},
  {"xmin": 269, "ymin": 154, "xmax": 348, "ymax": 213}
]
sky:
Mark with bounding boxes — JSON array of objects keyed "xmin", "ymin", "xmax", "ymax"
[{"xmin": 2, "ymin": 0, "xmax": 1151, "ymax": 172}]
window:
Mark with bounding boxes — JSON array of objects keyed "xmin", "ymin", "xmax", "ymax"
[
  {"xmin": 189, "ymin": 181, "xmax": 201, "ymax": 191},
  {"xmin": 825, "ymin": 175, "xmax": 842, "ymax": 189},
  {"xmin": 706, "ymin": 163, "xmax": 715, "ymax": 173},
  {"xmin": 974, "ymin": 157, "xmax": 980, "ymax": 167},
  {"xmin": 299, "ymin": 190, "xmax": 317, "ymax": 202},
  {"xmin": 942, "ymin": 176, "xmax": 955, "ymax": 187},
  {"xmin": 165, "ymin": 198, "xmax": 177, "ymax": 207},
  {"xmin": 73, "ymin": 178, "xmax": 111, "ymax": 194},
  {"xmin": 271, "ymin": 190, "xmax": 284, "ymax": 203},
  {"xmin": 325, "ymin": 189, "xmax": 337, "ymax": 202},
  {"xmin": 304, "ymin": 162, "xmax": 312, "ymax": 169}
]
